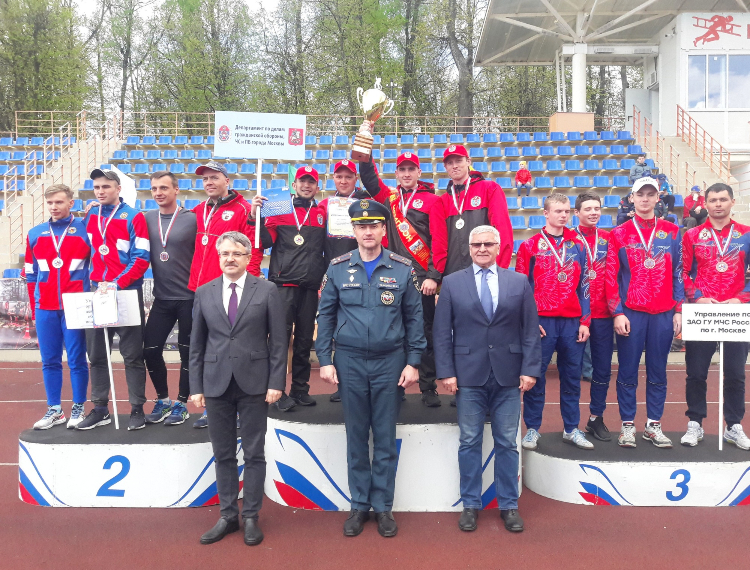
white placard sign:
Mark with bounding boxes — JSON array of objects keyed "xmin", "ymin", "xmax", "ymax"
[
  {"xmin": 213, "ymin": 111, "xmax": 306, "ymax": 161},
  {"xmin": 62, "ymin": 290, "xmax": 142, "ymax": 330},
  {"xmin": 682, "ymin": 304, "xmax": 750, "ymax": 342}
]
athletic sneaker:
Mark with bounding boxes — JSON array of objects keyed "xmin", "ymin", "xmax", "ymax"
[
  {"xmin": 193, "ymin": 410, "xmax": 208, "ymax": 429},
  {"xmin": 145, "ymin": 399, "xmax": 172, "ymax": 424},
  {"xmin": 643, "ymin": 421, "xmax": 672, "ymax": 448},
  {"xmin": 562, "ymin": 428, "xmax": 594, "ymax": 449},
  {"xmin": 521, "ymin": 428, "xmax": 541, "ymax": 450},
  {"xmin": 586, "ymin": 416, "xmax": 612, "ymax": 441},
  {"xmin": 680, "ymin": 421, "xmax": 704, "ymax": 447},
  {"xmin": 67, "ymin": 403, "xmax": 86, "ymax": 429},
  {"xmin": 164, "ymin": 402, "xmax": 189, "ymax": 426},
  {"xmin": 618, "ymin": 422, "xmax": 637, "ymax": 448},
  {"xmin": 724, "ymin": 424, "xmax": 750, "ymax": 451},
  {"xmin": 76, "ymin": 406, "xmax": 111, "ymax": 430},
  {"xmin": 128, "ymin": 405, "xmax": 146, "ymax": 431},
  {"xmin": 33, "ymin": 407, "xmax": 66, "ymax": 430}
]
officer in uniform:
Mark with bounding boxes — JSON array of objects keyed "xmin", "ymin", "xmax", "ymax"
[{"xmin": 316, "ymin": 200, "xmax": 426, "ymax": 539}]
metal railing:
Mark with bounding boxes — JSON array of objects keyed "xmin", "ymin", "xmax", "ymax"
[{"xmin": 676, "ymin": 104, "xmax": 731, "ymax": 182}]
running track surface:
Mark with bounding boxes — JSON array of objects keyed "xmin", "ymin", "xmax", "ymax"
[{"xmin": 2, "ymin": 362, "xmax": 748, "ymax": 569}]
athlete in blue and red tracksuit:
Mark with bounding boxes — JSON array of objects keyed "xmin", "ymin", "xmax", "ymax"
[
  {"xmin": 26, "ymin": 184, "xmax": 91, "ymax": 430},
  {"xmin": 516, "ymin": 193, "xmax": 593, "ymax": 450},
  {"xmin": 77, "ymin": 169, "xmax": 151, "ymax": 431},
  {"xmin": 574, "ymin": 192, "xmax": 614, "ymax": 442},
  {"xmin": 606, "ymin": 177, "xmax": 683, "ymax": 449},
  {"xmin": 681, "ymin": 182, "xmax": 750, "ymax": 450}
]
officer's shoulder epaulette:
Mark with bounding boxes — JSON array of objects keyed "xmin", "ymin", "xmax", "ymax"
[
  {"xmin": 331, "ymin": 252, "xmax": 352, "ymax": 265},
  {"xmin": 389, "ymin": 253, "xmax": 412, "ymax": 266}
]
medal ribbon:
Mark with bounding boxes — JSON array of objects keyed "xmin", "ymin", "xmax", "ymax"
[
  {"xmin": 48, "ymin": 216, "xmax": 74, "ymax": 260},
  {"xmin": 158, "ymin": 207, "xmax": 181, "ymax": 250},
  {"xmin": 540, "ymin": 231, "xmax": 567, "ymax": 271},
  {"xmin": 388, "ymin": 194, "xmax": 430, "ymax": 271},
  {"xmin": 98, "ymin": 203, "xmax": 121, "ymax": 244},
  {"xmin": 449, "ymin": 176, "xmax": 472, "ymax": 217},
  {"xmin": 576, "ymin": 227, "xmax": 599, "ymax": 268},
  {"xmin": 633, "ymin": 217, "xmax": 657, "ymax": 258},
  {"xmin": 291, "ymin": 198, "xmax": 313, "ymax": 233},
  {"xmin": 710, "ymin": 224, "xmax": 734, "ymax": 259},
  {"xmin": 399, "ymin": 187, "xmax": 418, "ymax": 218},
  {"xmin": 202, "ymin": 202, "xmax": 218, "ymax": 239}
]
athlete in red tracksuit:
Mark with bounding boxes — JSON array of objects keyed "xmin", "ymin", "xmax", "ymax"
[
  {"xmin": 26, "ymin": 184, "xmax": 91, "ymax": 430},
  {"xmin": 250, "ymin": 165, "xmax": 326, "ymax": 411},
  {"xmin": 516, "ymin": 193, "xmax": 592, "ymax": 450},
  {"xmin": 681, "ymin": 182, "xmax": 750, "ymax": 449},
  {"xmin": 188, "ymin": 161, "xmax": 262, "ymax": 293},
  {"xmin": 430, "ymin": 145, "xmax": 514, "ymax": 276},
  {"xmin": 359, "ymin": 151, "xmax": 443, "ymax": 407},
  {"xmin": 77, "ymin": 169, "xmax": 151, "ymax": 431},
  {"xmin": 606, "ymin": 177, "xmax": 683, "ymax": 449}
]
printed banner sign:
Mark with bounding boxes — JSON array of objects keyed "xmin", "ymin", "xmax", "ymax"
[
  {"xmin": 214, "ymin": 111, "xmax": 306, "ymax": 161},
  {"xmin": 682, "ymin": 304, "xmax": 750, "ymax": 342}
]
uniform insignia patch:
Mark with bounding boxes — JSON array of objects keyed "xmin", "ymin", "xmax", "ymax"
[
  {"xmin": 566, "ymin": 240, "xmax": 575, "ymax": 247},
  {"xmin": 331, "ymin": 252, "xmax": 352, "ymax": 265},
  {"xmin": 347, "ymin": 269, "xmax": 357, "ymax": 273},
  {"xmin": 411, "ymin": 267, "xmax": 420, "ymax": 292},
  {"xmin": 448, "ymin": 145, "xmax": 457, "ymax": 152},
  {"xmin": 349, "ymin": 274, "xmax": 354, "ymax": 282},
  {"xmin": 699, "ymin": 229, "xmax": 710, "ymax": 240},
  {"xmin": 470, "ymin": 196, "xmax": 481, "ymax": 207},
  {"xmin": 538, "ymin": 240, "xmax": 548, "ymax": 251},
  {"xmin": 657, "ymin": 230, "xmax": 667, "ymax": 239},
  {"xmin": 67, "ymin": 227, "xmax": 77, "ymax": 234},
  {"xmin": 119, "ymin": 212, "xmax": 128, "ymax": 219},
  {"xmin": 389, "ymin": 253, "xmax": 411, "ymax": 266},
  {"xmin": 360, "ymin": 200, "xmax": 369, "ymax": 210},
  {"xmin": 319, "ymin": 274, "xmax": 328, "ymax": 292},
  {"xmin": 598, "ymin": 238, "xmax": 606, "ymax": 245},
  {"xmin": 343, "ymin": 283, "xmax": 361, "ymax": 289},
  {"xmin": 380, "ymin": 277, "xmax": 397, "ymax": 283},
  {"xmin": 381, "ymin": 290, "xmax": 395, "ymax": 305},
  {"xmin": 222, "ymin": 211, "xmax": 234, "ymax": 221},
  {"xmin": 317, "ymin": 214, "xmax": 324, "ymax": 225},
  {"xmin": 413, "ymin": 199, "xmax": 423, "ymax": 209},
  {"xmin": 733, "ymin": 230, "xmax": 741, "ymax": 238}
]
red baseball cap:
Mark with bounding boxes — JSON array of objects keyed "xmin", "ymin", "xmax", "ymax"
[
  {"xmin": 334, "ymin": 159, "xmax": 357, "ymax": 175},
  {"xmin": 295, "ymin": 165, "xmax": 319, "ymax": 183},
  {"xmin": 396, "ymin": 152, "xmax": 420, "ymax": 168},
  {"xmin": 443, "ymin": 144, "xmax": 469, "ymax": 161}
]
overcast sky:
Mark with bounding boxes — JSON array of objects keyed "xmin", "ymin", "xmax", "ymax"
[{"xmin": 73, "ymin": 0, "xmax": 280, "ymax": 19}]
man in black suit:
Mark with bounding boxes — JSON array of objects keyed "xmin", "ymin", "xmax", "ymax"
[
  {"xmin": 434, "ymin": 225, "xmax": 541, "ymax": 533},
  {"xmin": 189, "ymin": 231, "xmax": 287, "ymax": 546}
]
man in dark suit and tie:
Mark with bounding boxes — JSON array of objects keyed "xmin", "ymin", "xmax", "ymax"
[
  {"xmin": 190, "ymin": 231, "xmax": 287, "ymax": 546},
  {"xmin": 434, "ymin": 225, "xmax": 541, "ymax": 533}
]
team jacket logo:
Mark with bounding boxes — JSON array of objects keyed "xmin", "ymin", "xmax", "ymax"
[
  {"xmin": 317, "ymin": 214, "xmax": 324, "ymax": 225},
  {"xmin": 288, "ymin": 128, "xmax": 303, "ymax": 146},
  {"xmin": 699, "ymin": 229, "xmax": 711, "ymax": 240},
  {"xmin": 538, "ymin": 240, "xmax": 548, "ymax": 251},
  {"xmin": 380, "ymin": 291, "xmax": 395, "ymax": 305},
  {"xmin": 471, "ymin": 196, "xmax": 481, "ymax": 207},
  {"xmin": 218, "ymin": 125, "xmax": 231, "ymax": 142},
  {"xmin": 67, "ymin": 227, "xmax": 77, "ymax": 234},
  {"xmin": 222, "ymin": 211, "xmax": 234, "ymax": 221},
  {"xmin": 657, "ymin": 231, "xmax": 667, "ymax": 239},
  {"xmin": 119, "ymin": 212, "xmax": 128, "ymax": 219},
  {"xmin": 413, "ymin": 199, "xmax": 423, "ymax": 209}
]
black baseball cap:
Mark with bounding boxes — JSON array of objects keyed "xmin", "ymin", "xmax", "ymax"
[{"xmin": 90, "ymin": 169, "xmax": 120, "ymax": 184}]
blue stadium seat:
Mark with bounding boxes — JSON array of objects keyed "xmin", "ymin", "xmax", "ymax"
[
  {"xmin": 610, "ymin": 145, "xmax": 626, "ymax": 156},
  {"xmin": 626, "ymin": 144, "xmax": 643, "ymax": 155},
  {"xmin": 557, "ymin": 146, "xmax": 573, "ymax": 156},
  {"xmin": 617, "ymin": 131, "xmax": 633, "ymax": 141},
  {"xmin": 14, "ymin": 137, "xmax": 29, "ymax": 146},
  {"xmin": 117, "ymin": 164, "xmax": 132, "ymax": 174},
  {"xmin": 483, "ymin": 133, "xmax": 498, "ymax": 144},
  {"xmin": 602, "ymin": 159, "xmax": 618, "ymax": 170},
  {"xmin": 533, "ymin": 132, "xmax": 548, "ymax": 143},
  {"xmin": 11, "ymin": 151, "xmax": 25, "ymax": 161},
  {"xmin": 546, "ymin": 160, "xmax": 563, "ymax": 172},
  {"xmin": 539, "ymin": 146, "xmax": 555, "ymax": 157},
  {"xmin": 575, "ymin": 146, "xmax": 591, "ymax": 156},
  {"xmin": 184, "ymin": 199, "xmax": 200, "ymax": 209},
  {"xmin": 190, "ymin": 136, "xmax": 205, "ymax": 144},
  {"xmin": 178, "ymin": 179, "xmax": 191, "ymax": 190},
  {"xmin": 221, "ymin": 163, "xmax": 236, "ymax": 174},
  {"xmin": 513, "ymin": 239, "xmax": 523, "ymax": 253},
  {"xmin": 71, "ymin": 199, "xmax": 83, "ymax": 212},
  {"xmin": 521, "ymin": 197, "xmax": 540, "ymax": 209},
  {"xmin": 508, "ymin": 161, "xmax": 520, "ymax": 172},
  {"xmin": 157, "ymin": 136, "xmax": 172, "ymax": 145},
  {"xmin": 310, "ymin": 164, "xmax": 325, "ymax": 175},
  {"xmin": 232, "ymin": 179, "xmax": 248, "ymax": 191},
  {"xmin": 433, "ymin": 134, "xmax": 447, "ymax": 144},
  {"xmin": 584, "ymin": 131, "xmax": 598, "ymax": 141},
  {"xmin": 305, "ymin": 136, "xmax": 316, "ymax": 145},
  {"xmin": 436, "ymin": 163, "xmax": 446, "ymax": 173},
  {"xmin": 592, "ymin": 145, "xmax": 608, "ymax": 156},
  {"xmin": 142, "ymin": 136, "xmax": 156, "ymax": 145},
  {"xmin": 146, "ymin": 150, "xmax": 160, "ymax": 159},
  {"xmin": 473, "ymin": 162, "xmax": 488, "ymax": 172},
  {"xmin": 534, "ymin": 177, "xmax": 552, "ymax": 189},
  {"xmin": 206, "ymin": 136, "xmax": 215, "ymax": 144},
  {"xmin": 128, "ymin": 150, "xmax": 144, "ymax": 160},
  {"xmin": 335, "ymin": 136, "xmax": 349, "ymax": 146},
  {"xmin": 417, "ymin": 149, "xmax": 431, "ymax": 159},
  {"xmin": 487, "ymin": 147, "xmax": 503, "ymax": 158},
  {"xmin": 180, "ymin": 150, "xmax": 195, "ymax": 159},
  {"xmin": 318, "ymin": 135, "xmax": 332, "ymax": 145},
  {"xmin": 416, "ymin": 134, "xmax": 431, "ymax": 145},
  {"xmin": 550, "ymin": 132, "xmax": 565, "ymax": 142},
  {"xmin": 0, "ymin": 151, "xmax": 9, "ymax": 160},
  {"xmin": 151, "ymin": 162, "xmax": 166, "ymax": 172},
  {"xmin": 594, "ymin": 176, "xmax": 611, "ymax": 188},
  {"xmin": 3, "ymin": 269, "xmax": 22, "ymax": 278},
  {"xmin": 315, "ymin": 150, "xmax": 330, "ymax": 160},
  {"xmin": 194, "ymin": 180, "xmax": 203, "ymax": 190},
  {"xmin": 674, "ymin": 195, "xmax": 684, "ymax": 208},
  {"xmin": 521, "ymin": 147, "xmax": 537, "ymax": 157},
  {"xmin": 506, "ymin": 197, "xmax": 519, "ymax": 210},
  {"xmin": 169, "ymin": 163, "xmax": 185, "ymax": 174},
  {"xmin": 645, "ymin": 158, "xmax": 655, "ymax": 168},
  {"xmin": 449, "ymin": 134, "xmax": 464, "ymax": 144},
  {"xmin": 620, "ymin": 159, "xmax": 635, "ymax": 169},
  {"xmin": 466, "ymin": 134, "xmax": 481, "ymax": 144},
  {"xmin": 382, "ymin": 179, "xmax": 397, "ymax": 187},
  {"xmin": 384, "ymin": 135, "xmax": 398, "ymax": 145},
  {"xmin": 422, "ymin": 164, "xmax": 433, "ymax": 173},
  {"xmin": 554, "ymin": 176, "xmax": 571, "ymax": 188},
  {"xmin": 437, "ymin": 179, "xmax": 449, "ymax": 190},
  {"xmin": 529, "ymin": 216, "xmax": 545, "ymax": 229},
  {"xmin": 565, "ymin": 160, "xmax": 581, "ymax": 171},
  {"xmin": 603, "ymin": 195, "xmax": 620, "ymax": 208},
  {"xmin": 143, "ymin": 200, "xmax": 158, "ymax": 210},
  {"xmin": 0, "ymin": 166, "xmax": 7, "ymax": 175},
  {"xmin": 239, "ymin": 163, "xmax": 256, "ymax": 175},
  {"xmin": 126, "ymin": 136, "xmax": 140, "ymax": 145},
  {"xmin": 384, "ymin": 149, "xmax": 398, "ymax": 160},
  {"xmin": 276, "ymin": 164, "xmax": 289, "ymax": 174},
  {"xmin": 600, "ymin": 131, "xmax": 615, "ymax": 141},
  {"xmin": 583, "ymin": 159, "xmax": 600, "ymax": 171},
  {"xmin": 574, "ymin": 176, "xmax": 591, "ymax": 188},
  {"xmin": 270, "ymin": 180, "xmax": 285, "ymax": 189},
  {"xmin": 133, "ymin": 164, "xmax": 148, "ymax": 174},
  {"xmin": 528, "ymin": 160, "xmax": 544, "ymax": 172},
  {"xmin": 163, "ymin": 150, "xmax": 178, "ymax": 159},
  {"xmin": 332, "ymin": 150, "xmax": 347, "ymax": 160},
  {"xmin": 174, "ymin": 136, "xmax": 188, "ymax": 145},
  {"xmin": 304, "ymin": 149, "xmax": 313, "ymax": 161},
  {"xmin": 30, "ymin": 137, "xmax": 44, "ymax": 146},
  {"xmin": 504, "ymin": 147, "xmax": 520, "ymax": 158},
  {"xmin": 383, "ymin": 163, "xmax": 397, "ymax": 174},
  {"xmin": 469, "ymin": 148, "xmax": 484, "ymax": 158},
  {"xmin": 598, "ymin": 215, "xmax": 614, "ymax": 228},
  {"xmin": 325, "ymin": 180, "xmax": 336, "ymax": 191},
  {"xmin": 113, "ymin": 150, "xmax": 127, "ymax": 160},
  {"xmin": 495, "ymin": 177, "xmax": 513, "ymax": 188},
  {"xmin": 516, "ymin": 133, "xmax": 531, "ymax": 143},
  {"xmin": 613, "ymin": 176, "xmax": 629, "ymax": 188},
  {"xmin": 489, "ymin": 161, "xmax": 507, "ymax": 172},
  {"xmin": 567, "ymin": 132, "xmax": 582, "ymax": 141},
  {"xmin": 510, "ymin": 216, "xmax": 527, "ymax": 229},
  {"xmin": 499, "ymin": 133, "xmax": 514, "ymax": 143},
  {"xmin": 137, "ymin": 179, "xmax": 150, "ymax": 190},
  {"xmin": 568, "ymin": 215, "xmax": 579, "ymax": 227},
  {"xmin": 400, "ymin": 135, "xmax": 415, "ymax": 145},
  {"xmin": 186, "ymin": 163, "xmax": 198, "ymax": 174}
]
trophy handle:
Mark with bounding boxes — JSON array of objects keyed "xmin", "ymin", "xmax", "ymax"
[
  {"xmin": 356, "ymin": 87, "xmax": 364, "ymax": 109},
  {"xmin": 382, "ymin": 99, "xmax": 395, "ymax": 117}
]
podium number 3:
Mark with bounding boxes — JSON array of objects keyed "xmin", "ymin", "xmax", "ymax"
[
  {"xmin": 97, "ymin": 455, "xmax": 130, "ymax": 497},
  {"xmin": 666, "ymin": 469, "xmax": 690, "ymax": 502}
]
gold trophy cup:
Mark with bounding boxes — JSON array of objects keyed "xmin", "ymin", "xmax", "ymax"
[{"xmin": 351, "ymin": 78, "xmax": 395, "ymax": 163}]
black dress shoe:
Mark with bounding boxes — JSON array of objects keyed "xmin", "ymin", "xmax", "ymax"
[
  {"xmin": 586, "ymin": 415, "xmax": 612, "ymax": 441},
  {"xmin": 291, "ymin": 392, "xmax": 316, "ymax": 406},
  {"xmin": 330, "ymin": 389, "xmax": 341, "ymax": 403},
  {"xmin": 243, "ymin": 518, "xmax": 264, "ymax": 546},
  {"xmin": 275, "ymin": 393, "xmax": 297, "ymax": 412},
  {"xmin": 343, "ymin": 509, "xmax": 369, "ymax": 537},
  {"xmin": 500, "ymin": 509, "xmax": 524, "ymax": 532},
  {"xmin": 421, "ymin": 389, "xmax": 442, "ymax": 407},
  {"xmin": 458, "ymin": 508, "xmax": 478, "ymax": 532},
  {"xmin": 200, "ymin": 517, "xmax": 240, "ymax": 544},
  {"xmin": 375, "ymin": 511, "xmax": 398, "ymax": 537}
]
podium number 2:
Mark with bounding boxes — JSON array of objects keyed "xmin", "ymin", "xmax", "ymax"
[
  {"xmin": 666, "ymin": 469, "xmax": 690, "ymax": 502},
  {"xmin": 97, "ymin": 455, "xmax": 130, "ymax": 497}
]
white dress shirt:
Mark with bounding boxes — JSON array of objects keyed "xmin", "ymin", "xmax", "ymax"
[
  {"xmin": 473, "ymin": 263, "xmax": 499, "ymax": 313},
  {"xmin": 222, "ymin": 272, "xmax": 247, "ymax": 314}
]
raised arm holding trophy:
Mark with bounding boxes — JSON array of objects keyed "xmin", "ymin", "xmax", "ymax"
[{"xmin": 351, "ymin": 78, "xmax": 394, "ymax": 163}]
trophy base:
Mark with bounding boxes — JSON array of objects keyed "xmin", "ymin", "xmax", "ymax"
[{"xmin": 351, "ymin": 133, "xmax": 373, "ymax": 163}]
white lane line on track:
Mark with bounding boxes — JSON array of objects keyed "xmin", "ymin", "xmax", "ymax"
[{"xmin": 0, "ymin": 463, "xmax": 18, "ymax": 466}]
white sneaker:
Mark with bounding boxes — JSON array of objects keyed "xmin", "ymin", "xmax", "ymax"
[
  {"xmin": 67, "ymin": 403, "xmax": 86, "ymax": 430},
  {"xmin": 724, "ymin": 424, "xmax": 750, "ymax": 451},
  {"xmin": 521, "ymin": 428, "xmax": 541, "ymax": 450},
  {"xmin": 562, "ymin": 428, "xmax": 594, "ymax": 449},
  {"xmin": 643, "ymin": 421, "xmax": 673, "ymax": 448},
  {"xmin": 618, "ymin": 422, "xmax": 637, "ymax": 448},
  {"xmin": 680, "ymin": 421, "xmax": 704, "ymax": 447},
  {"xmin": 33, "ymin": 407, "xmax": 66, "ymax": 430}
]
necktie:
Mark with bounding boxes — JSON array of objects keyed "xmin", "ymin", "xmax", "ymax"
[
  {"xmin": 480, "ymin": 268, "xmax": 493, "ymax": 320},
  {"xmin": 228, "ymin": 282, "xmax": 238, "ymax": 326}
]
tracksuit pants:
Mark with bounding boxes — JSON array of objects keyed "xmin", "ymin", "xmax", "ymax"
[
  {"xmin": 418, "ymin": 293, "xmax": 437, "ymax": 392},
  {"xmin": 36, "ymin": 308, "xmax": 88, "ymax": 406},
  {"xmin": 523, "ymin": 316, "xmax": 585, "ymax": 432},
  {"xmin": 589, "ymin": 317, "xmax": 614, "ymax": 417},
  {"xmin": 277, "ymin": 286, "xmax": 318, "ymax": 395},
  {"xmin": 615, "ymin": 307, "xmax": 674, "ymax": 422},
  {"xmin": 143, "ymin": 298, "xmax": 193, "ymax": 403},
  {"xmin": 685, "ymin": 340, "xmax": 748, "ymax": 427}
]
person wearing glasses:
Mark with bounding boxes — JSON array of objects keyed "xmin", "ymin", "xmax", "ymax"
[{"xmin": 434, "ymin": 225, "xmax": 540, "ymax": 533}]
